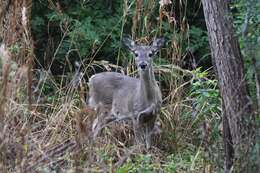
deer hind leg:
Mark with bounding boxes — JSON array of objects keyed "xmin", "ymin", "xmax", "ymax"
[
  {"xmin": 91, "ymin": 104, "xmax": 114, "ymax": 139},
  {"xmin": 92, "ymin": 104, "xmax": 132, "ymax": 139},
  {"xmin": 92, "ymin": 114, "xmax": 117, "ymax": 139},
  {"xmin": 88, "ymin": 97, "xmax": 97, "ymax": 108}
]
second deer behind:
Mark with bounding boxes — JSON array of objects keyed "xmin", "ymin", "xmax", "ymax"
[{"xmin": 88, "ymin": 37, "xmax": 165, "ymax": 149}]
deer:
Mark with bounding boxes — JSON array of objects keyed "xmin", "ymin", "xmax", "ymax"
[{"xmin": 88, "ymin": 37, "xmax": 165, "ymax": 149}]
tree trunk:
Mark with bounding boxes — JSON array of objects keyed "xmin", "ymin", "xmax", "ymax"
[
  {"xmin": 0, "ymin": 1, "xmax": 33, "ymax": 171},
  {"xmin": 0, "ymin": 0, "xmax": 33, "ymax": 107},
  {"xmin": 201, "ymin": 0, "xmax": 256, "ymax": 172}
]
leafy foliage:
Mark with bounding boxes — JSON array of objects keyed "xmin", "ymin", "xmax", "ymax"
[
  {"xmin": 190, "ymin": 68, "xmax": 220, "ymax": 118},
  {"xmin": 1, "ymin": 0, "xmax": 258, "ymax": 172},
  {"xmin": 31, "ymin": 0, "xmax": 211, "ymax": 73},
  {"xmin": 231, "ymin": 0, "xmax": 260, "ymax": 101},
  {"xmin": 32, "ymin": 0, "xmax": 124, "ymax": 71}
]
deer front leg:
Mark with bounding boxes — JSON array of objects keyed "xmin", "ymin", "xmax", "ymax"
[
  {"xmin": 135, "ymin": 104, "xmax": 159, "ymax": 148},
  {"xmin": 137, "ymin": 103, "xmax": 156, "ymax": 124}
]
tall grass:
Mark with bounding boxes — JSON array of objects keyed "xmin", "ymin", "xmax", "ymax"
[
  {"xmin": 0, "ymin": 0, "xmax": 223, "ymax": 172},
  {"xmin": 0, "ymin": 48, "xmax": 222, "ymax": 172}
]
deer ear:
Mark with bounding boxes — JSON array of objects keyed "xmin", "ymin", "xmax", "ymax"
[
  {"xmin": 122, "ymin": 37, "xmax": 136, "ymax": 51},
  {"xmin": 151, "ymin": 37, "xmax": 165, "ymax": 53}
]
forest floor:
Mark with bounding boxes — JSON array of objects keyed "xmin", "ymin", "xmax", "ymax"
[
  {"xmin": 0, "ymin": 61, "xmax": 223, "ymax": 173},
  {"xmin": 0, "ymin": 42, "xmax": 223, "ymax": 172}
]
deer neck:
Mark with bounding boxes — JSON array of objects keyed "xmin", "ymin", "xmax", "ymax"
[{"xmin": 139, "ymin": 66, "xmax": 157, "ymax": 102}]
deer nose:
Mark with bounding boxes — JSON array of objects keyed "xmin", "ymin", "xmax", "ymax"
[{"xmin": 139, "ymin": 62, "xmax": 147, "ymax": 69}]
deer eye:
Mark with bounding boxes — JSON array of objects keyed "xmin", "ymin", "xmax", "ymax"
[
  {"xmin": 134, "ymin": 52, "xmax": 138, "ymax": 57},
  {"xmin": 148, "ymin": 52, "xmax": 153, "ymax": 57}
]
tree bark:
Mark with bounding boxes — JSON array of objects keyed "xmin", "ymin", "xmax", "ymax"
[
  {"xmin": 201, "ymin": 0, "xmax": 256, "ymax": 172},
  {"xmin": 222, "ymin": 106, "xmax": 234, "ymax": 172},
  {"xmin": 0, "ymin": 0, "xmax": 33, "ymax": 107},
  {"xmin": 0, "ymin": 0, "xmax": 32, "ymax": 62}
]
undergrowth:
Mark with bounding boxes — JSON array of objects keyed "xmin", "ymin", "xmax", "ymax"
[
  {"xmin": 0, "ymin": 45, "xmax": 222, "ymax": 172},
  {"xmin": 0, "ymin": 0, "xmax": 228, "ymax": 172}
]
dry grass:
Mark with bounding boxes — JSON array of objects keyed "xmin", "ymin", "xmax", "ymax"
[{"xmin": 0, "ymin": 45, "xmax": 220, "ymax": 172}]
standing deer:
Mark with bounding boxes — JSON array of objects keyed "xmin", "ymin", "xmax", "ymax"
[{"xmin": 88, "ymin": 37, "xmax": 164, "ymax": 148}]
